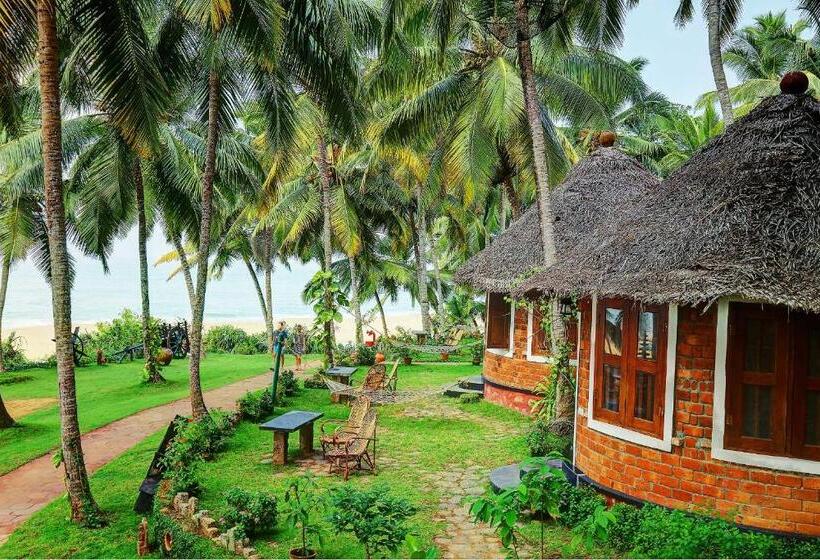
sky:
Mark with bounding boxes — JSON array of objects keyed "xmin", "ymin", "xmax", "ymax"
[{"xmin": 619, "ymin": 0, "xmax": 802, "ymax": 107}]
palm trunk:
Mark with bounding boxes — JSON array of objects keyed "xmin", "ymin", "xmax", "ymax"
[
  {"xmin": 244, "ymin": 256, "xmax": 274, "ymax": 362},
  {"xmin": 431, "ymin": 243, "xmax": 445, "ymax": 316},
  {"xmin": 0, "ymin": 391, "xmax": 14, "ymax": 428},
  {"xmin": 171, "ymin": 233, "xmax": 196, "ymax": 310},
  {"xmin": 412, "ymin": 183, "xmax": 432, "ymax": 333},
  {"xmin": 503, "ymin": 177, "xmax": 522, "ymax": 220},
  {"xmin": 135, "ymin": 161, "xmax": 163, "ymax": 383},
  {"xmin": 374, "ymin": 291, "xmax": 389, "ymax": 337},
  {"xmin": 316, "ymin": 134, "xmax": 335, "ymax": 366},
  {"xmin": 38, "ymin": 0, "xmax": 99, "ymax": 521},
  {"xmin": 707, "ymin": 0, "xmax": 734, "ymax": 125},
  {"xmin": 0, "ymin": 253, "xmax": 10, "ymax": 373},
  {"xmin": 348, "ymin": 256, "xmax": 363, "ymax": 345},
  {"xmin": 500, "ymin": 188, "xmax": 508, "ymax": 231},
  {"xmin": 264, "ymin": 263, "xmax": 275, "ymax": 364},
  {"xmin": 188, "ymin": 71, "xmax": 220, "ymax": 419},
  {"xmin": 515, "ymin": 0, "xmax": 558, "ymax": 267}
]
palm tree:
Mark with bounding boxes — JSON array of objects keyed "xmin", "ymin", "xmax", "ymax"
[{"xmin": 675, "ymin": 0, "xmax": 742, "ymax": 124}]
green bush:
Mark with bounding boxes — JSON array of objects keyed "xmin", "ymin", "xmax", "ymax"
[
  {"xmin": 86, "ymin": 309, "xmax": 159, "ymax": 358},
  {"xmin": 151, "ymin": 502, "xmax": 211, "ymax": 558},
  {"xmin": 557, "ymin": 483, "xmax": 606, "ymax": 528},
  {"xmin": 280, "ymin": 370, "xmax": 298, "ymax": 395},
  {"xmin": 328, "ymin": 485, "xmax": 419, "ymax": 559},
  {"xmin": 336, "ymin": 343, "xmax": 376, "ymax": 366},
  {"xmin": 236, "ymin": 388, "xmax": 275, "ymax": 422},
  {"xmin": 459, "ymin": 392, "xmax": 482, "ymax": 404},
  {"xmin": 221, "ymin": 488, "xmax": 277, "ymax": 537},
  {"xmin": 606, "ymin": 503, "xmax": 643, "ymax": 553},
  {"xmin": 1, "ymin": 333, "xmax": 30, "ymax": 370},
  {"xmin": 203, "ymin": 325, "xmax": 249, "ymax": 354},
  {"xmin": 525, "ymin": 418, "xmax": 572, "ymax": 457},
  {"xmin": 303, "ymin": 373, "xmax": 325, "ymax": 389}
]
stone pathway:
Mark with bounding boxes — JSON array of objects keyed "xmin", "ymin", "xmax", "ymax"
[
  {"xmin": 0, "ymin": 361, "xmax": 319, "ymax": 545},
  {"xmin": 426, "ymin": 465, "xmax": 505, "ymax": 559}
]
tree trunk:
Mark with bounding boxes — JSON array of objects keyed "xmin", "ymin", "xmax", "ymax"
[
  {"xmin": 0, "ymin": 391, "xmax": 14, "ymax": 428},
  {"xmin": 374, "ymin": 291, "xmax": 389, "ymax": 337},
  {"xmin": 430, "ymin": 241, "xmax": 445, "ymax": 316},
  {"xmin": 171, "ymin": 233, "xmax": 196, "ymax": 310},
  {"xmin": 515, "ymin": 0, "xmax": 558, "ymax": 268},
  {"xmin": 316, "ymin": 134, "xmax": 335, "ymax": 366},
  {"xmin": 263, "ymin": 249, "xmax": 275, "ymax": 365},
  {"xmin": 244, "ymin": 256, "xmax": 274, "ymax": 364},
  {"xmin": 348, "ymin": 256, "xmax": 363, "ymax": 345},
  {"xmin": 503, "ymin": 177, "xmax": 522, "ymax": 220},
  {"xmin": 0, "ymin": 253, "xmax": 10, "ymax": 373},
  {"xmin": 707, "ymin": 0, "xmax": 734, "ymax": 125},
  {"xmin": 188, "ymin": 71, "xmax": 220, "ymax": 419},
  {"xmin": 134, "ymin": 161, "xmax": 163, "ymax": 383},
  {"xmin": 38, "ymin": 0, "xmax": 100, "ymax": 522},
  {"xmin": 412, "ymin": 183, "xmax": 432, "ymax": 333},
  {"xmin": 500, "ymin": 188, "xmax": 508, "ymax": 231}
]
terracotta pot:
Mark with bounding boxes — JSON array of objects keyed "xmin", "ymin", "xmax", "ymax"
[
  {"xmin": 289, "ymin": 548, "xmax": 317, "ymax": 559},
  {"xmin": 439, "ymin": 352, "xmax": 450, "ymax": 362},
  {"xmin": 156, "ymin": 347, "xmax": 173, "ymax": 366},
  {"xmin": 375, "ymin": 352, "xmax": 385, "ymax": 364},
  {"xmin": 402, "ymin": 356, "xmax": 413, "ymax": 365}
]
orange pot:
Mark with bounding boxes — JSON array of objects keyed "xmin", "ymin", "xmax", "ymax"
[{"xmin": 375, "ymin": 352, "xmax": 385, "ymax": 364}]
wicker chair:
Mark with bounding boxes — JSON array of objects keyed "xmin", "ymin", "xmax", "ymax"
[
  {"xmin": 325, "ymin": 409, "xmax": 377, "ymax": 480},
  {"xmin": 361, "ymin": 363, "xmax": 387, "ymax": 390},
  {"xmin": 319, "ymin": 396, "xmax": 371, "ymax": 456},
  {"xmin": 384, "ymin": 359, "xmax": 399, "ymax": 391}
]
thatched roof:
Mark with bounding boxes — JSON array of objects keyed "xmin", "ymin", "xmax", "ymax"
[
  {"xmin": 454, "ymin": 147, "xmax": 660, "ymax": 292},
  {"xmin": 520, "ymin": 89, "xmax": 820, "ymax": 312}
]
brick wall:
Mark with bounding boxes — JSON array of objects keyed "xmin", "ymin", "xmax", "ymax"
[
  {"xmin": 575, "ymin": 300, "xmax": 820, "ymax": 536},
  {"xmin": 482, "ymin": 306, "xmax": 551, "ymax": 413}
]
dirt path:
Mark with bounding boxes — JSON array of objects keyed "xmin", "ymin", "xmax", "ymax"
[{"xmin": 0, "ymin": 362, "xmax": 319, "ymax": 545}]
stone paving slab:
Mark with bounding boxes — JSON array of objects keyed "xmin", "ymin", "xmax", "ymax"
[{"xmin": 0, "ymin": 361, "xmax": 319, "ymax": 545}]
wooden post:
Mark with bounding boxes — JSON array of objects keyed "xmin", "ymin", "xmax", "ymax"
[
  {"xmin": 273, "ymin": 432, "xmax": 288, "ymax": 465},
  {"xmin": 299, "ymin": 424, "xmax": 314, "ymax": 457}
]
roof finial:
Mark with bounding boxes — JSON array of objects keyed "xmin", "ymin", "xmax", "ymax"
[
  {"xmin": 599, "ymin": 131, "xmax": 616, "ymax": 148},
  {"xmin": 780, "ymin": 71, "xmax": 809, "ymax": 95}
]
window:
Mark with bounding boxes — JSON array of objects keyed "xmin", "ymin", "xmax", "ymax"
[
  {"xmin": 594, "ymin": 298, "xmax": 668, "ymax": 438},
  {"xmin": 725, "ymin": 303, "xmax": 820, "ymax": 461},
  {"xmin": 486, "ymin": 293, "xmax": 512, "ymax": 350},
  {"xmin": 530, "ymin": 306, "xmax": 550, "ymax": 358}
]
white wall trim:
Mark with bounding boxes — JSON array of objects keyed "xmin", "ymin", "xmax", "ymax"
[
  {"xmin": 486, "ymin": 294, "xmax": 515, "ymax": 357},
  {"xmin": 586, "ymin": 295, "xmax": 677, "ymax": 452},
  {"xmin": 711, "ymin": 299, "xmax": 820, "ymax": 475},
  {"xmin": 526, "ymin": 308, "xmax": 549, "ymax": 363}
]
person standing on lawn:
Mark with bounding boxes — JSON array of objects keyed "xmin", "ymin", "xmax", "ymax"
[
  {"xmin": 273, "ymin": 321, "xmax": 288, "ymax": 370},
  {"xmin": 292, "ymin": 324, "xmax": 306, "ymax": 372}
]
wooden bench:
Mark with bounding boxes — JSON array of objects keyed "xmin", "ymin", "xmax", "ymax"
[{"xmin": 259, "ymin": 411, "xmax": 323, "ymax": 465}]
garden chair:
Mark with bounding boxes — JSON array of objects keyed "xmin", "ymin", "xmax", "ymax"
[
  {"xmin": 384, "ymin": 360, "xmax": 399, "ymax": 391},
  {"xmin": 319, "ymin": 396, "xmax": 371, "ymax": 456},
  {"xmin": 361, "ymin": 363, "xmax": 387, "ymax": 390},
  {"xmin": 325, "ymin": 409, "xmax": 377, "ymax": 480}
]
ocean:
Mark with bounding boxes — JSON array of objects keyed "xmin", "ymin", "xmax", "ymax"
[{"xmin": 5, "ymin": 228, "xmax": 415, "ymax": 328}]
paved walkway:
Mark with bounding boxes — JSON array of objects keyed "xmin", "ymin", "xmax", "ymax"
[{"xmin": 0, "ymin": 363, "xmax": 318, "ymax": 545}]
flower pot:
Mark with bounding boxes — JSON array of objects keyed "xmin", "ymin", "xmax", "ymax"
[
  {"xmin": 156, "ymin": 347, "xmax": 173, "ymax": 366},
  {"xmin": 402, "ymin": 356, "xmax": 413, "ymax": 365},
  {"xmin": 375, "ymin": 352, "xmax": 385, "ymax": 364},
  {"xmin": 439, "ymin": 352, "xmax": 450, "ymax": 362},
  {"xmin": 289, "ymin": 548, "xmax": 317, "ymax": 559}
]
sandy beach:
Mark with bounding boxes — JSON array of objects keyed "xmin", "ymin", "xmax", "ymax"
[{"xmin": 10, "ymin": 312, "xmax": 424, "ymax": 360}]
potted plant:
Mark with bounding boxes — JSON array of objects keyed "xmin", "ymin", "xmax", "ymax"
[
  {"xmin": 283, "ymin": 473, "xmax": 324, "ymax": 559},
  {"xmin": 395, "ymin": 345, "xmax": 413, "ymax": 365}
]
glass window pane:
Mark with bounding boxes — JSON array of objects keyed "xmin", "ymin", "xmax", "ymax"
[
  {"xmin": 604, "ymin": 308, "xmax": 623, "ymax": 356},
  {"xmin": 634, "ymin": 372, "xmax": 655, "ymax": 421},
  {"xmin": 744, "ymin": 318, "xmax": 775, "ymax": 373},
  {"xmin": 809, "ymin": 330, "xmax": 820, "ymax": 379},
  {"xmin": 603, "ymin": 364, "xmax": 621, "ymax": 412},
  {"xmin": 742, "ymin": 384, "xmax": 772, "ymax": 439},
  {"xmin": 637, "ymin": 311, "xmax": 658, "ymax": 360},
  {"xmin": 808, "ymin": 391, "xmax": 819, "ymax": 446}
]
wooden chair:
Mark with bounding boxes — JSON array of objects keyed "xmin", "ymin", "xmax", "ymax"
[
  {"xmin": 319, "ymin": 396, "xmax": 371, "ymax": 456},
  {"xmin": 361, "ymin": 364, "xmax": 387, "ymax": 390},
  {"xmin": 384, "ymin": 359, "xmax": 399, "ymax": 392},
  {"xmin": 325, "ymin": 409, "xmax": 377, "ymax": 480}
]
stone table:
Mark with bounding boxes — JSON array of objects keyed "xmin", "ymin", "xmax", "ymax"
[{"xmin": 259, "ymin": 411, "xmax": 323, "ymax": 466}]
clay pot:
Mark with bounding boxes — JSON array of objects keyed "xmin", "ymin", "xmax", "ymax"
[
  {"xmin": 289, "ymin": 548, "xmax": 317, "ymax": 559},
  {"xmin": 375, "ymin": 352, "xmax": 385, "ymax": 364},
  {"xmin": 156, "ymin": 347, "xmax": 173, "ymax": 366},
  {"xmin": 439, "ymin": 352, "xmax": 450, "ymax": 362},
  {"xmin": 402, "ymin": 356, "xmax": 413, "ymax": 365}
]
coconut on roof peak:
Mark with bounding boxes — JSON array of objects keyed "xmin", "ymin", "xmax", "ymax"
[
  {"xmin": 454, "ymin": 146, "xmax": 660, "ymax": 293},
  {"xmin": 520, "ymin": 81, "xmax": 820, "ymax": 312}
]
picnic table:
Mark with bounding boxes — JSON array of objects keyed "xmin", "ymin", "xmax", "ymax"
[
  {"xmin": 327, "ymin": 366, "xmax": 357, "ymax": 403},
  {"xmin": 259, "ymin": 411, "xmax": 324, "ymax": 465}
]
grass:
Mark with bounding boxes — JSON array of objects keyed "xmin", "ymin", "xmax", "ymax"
[
  {"xmin": 0, "ymin": 359, "xmax": 608, "ymax": 559},
  {"xmin": 0, "ymin": 353, "xmax": 314, "ymax": 475}
]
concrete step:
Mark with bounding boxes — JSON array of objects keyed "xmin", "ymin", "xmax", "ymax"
[
  {"xmin": 459, "ymin": 375, "xmax": 485, "ymax": 391},
  {"xmin": 443, "ymin": 385, "xmax": 484, "ymax": 399}
]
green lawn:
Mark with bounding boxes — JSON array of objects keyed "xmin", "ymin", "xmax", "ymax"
[
  {"xmin": 0, "ymin": 353, "xmax": 313, "ymax": 475},
  {"xmin": 0, "ymin": 361, "xmax": 607, "ymax": 559}
]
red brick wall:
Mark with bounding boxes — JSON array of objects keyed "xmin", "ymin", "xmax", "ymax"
[
  {"xmin": 575, "ymin": 300, "xmax": 820, "ymax": 536},
  {"xmin": 483, "ymin": 306, "xmax": 551, "ymax": 413}
]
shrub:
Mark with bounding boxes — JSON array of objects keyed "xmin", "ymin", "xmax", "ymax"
[
  {"xmin": 86, "ymin": 309, "xmax": 159, "ymax": 358},
  {"xmin": 203, "ymin": 325, "xmax": 249, "ymax": 354},
  {"xmin": 328, "ymin": 485, "xmax": 419, "ymax": 559},
  {"xmin": 303, "ymin": 373, "xmax": 325, "ymax": 389},
  {"xmin": 606, "ymin": 503, "xmax": 643, "ymax": 553},
  {"xmin": 280, "ymin": 370, "xmax": 298, "ymax": 395},
  {"xmin": 151, "ymin": 502, "xmax": 211, "ymax": 558},
  {"xmin": 335, "ymin": 343, "xmax": 375, "ymax": 366},
  {"xmin": 236, "ymin": 388, "xmax": 275, "ymax": 422},
  {"xmin": 525, "ymin": 418, "xmax": 572, "ymax": 457},
  {"xmin": 1, "ymin": 333, "xmax": 30, "ymax": 370},
  {"xmin": 355, "ymin": 344, "xmax": 376, "ymax": 366},
  {"xmin": 221, "ymin": 488, "xmax": 277, "ymax": 537},
  {"xmin": 459, "ymin": 392, "xmax": 482, "ymax": 404},
  {"xmin": 557, "ymin": 483, "xmax": 607, "ymax": 528}
]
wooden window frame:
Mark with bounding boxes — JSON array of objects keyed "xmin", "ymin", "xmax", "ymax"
[
  {"xmin": 528, "ymin": 306, "xmax": 550, "ymax": 359},
  {"xmin": 725, "ymin": 302, "xmax": 820, "ymax": 461},
  {"xmin": 486, "ymin": 292, "xmax": 512, "ymax": 351},
  {"xmin": 593, "ymin": 298, "xmax": 668, "ymax": 439}
]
